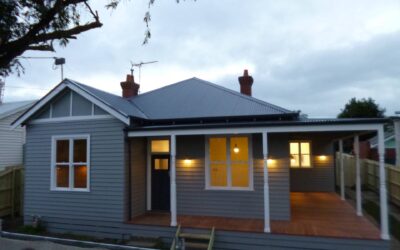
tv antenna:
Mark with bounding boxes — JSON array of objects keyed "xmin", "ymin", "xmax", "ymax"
[
  {"xmin": 18, "ymin": 56, "xmax": 66, "ymax": 81},
  {"xmin": 130, "ymin": 60, "xmax": 158, "ymax": 84}
]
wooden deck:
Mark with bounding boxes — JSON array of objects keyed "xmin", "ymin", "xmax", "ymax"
[{"xmin": 130, "ymin": 192, "xmax": 381, "ymax": 240}]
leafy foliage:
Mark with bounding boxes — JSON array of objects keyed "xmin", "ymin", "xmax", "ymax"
[
  {"xmin": 0, "ymin": 0, "xmax": 103, "ymax": 76},
  {"xmin": 337, "ymin": 97, "xmax": 385, "ymax": 118}
]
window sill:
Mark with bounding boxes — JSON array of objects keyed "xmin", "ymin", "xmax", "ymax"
[
  {"xmin": 205, "ymin": 187, "xmax": 254, "ymax": 192},
  {"xmin": 50, "ymin": 188, "xmax": 90, "ymax": 192}
]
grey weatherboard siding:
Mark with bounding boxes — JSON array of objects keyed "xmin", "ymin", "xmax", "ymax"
[
  {"xmin": 130, "ymin": 138, "xmax": 147, "ymax": 218},
  {"xmin": 289, "ymin": 134, "xmax": 336, "ymax": 192},
  {"xmin": 176, "ymin": 134, "xmax": 290, "ymax": 220},
  {"xmin": 24, "ymin": 118, "xmax": 126, "ymax": 224}
]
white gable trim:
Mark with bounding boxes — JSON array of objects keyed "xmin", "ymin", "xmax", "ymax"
[
  {"xmin": 30, "ymin": 115, "xmax": 114, "ymax": 124},
  {"xmin": 11, "ymin": 82, "xmax": 130, "ymax": 129}
]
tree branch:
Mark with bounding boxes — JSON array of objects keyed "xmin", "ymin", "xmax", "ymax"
[
  {"xmin": 33, "ymin": 20, "xmax": 102, "ymax": 43},
  {"xmin": 27, "ymin": 44, "xmax": 55, "ymax": 52}
]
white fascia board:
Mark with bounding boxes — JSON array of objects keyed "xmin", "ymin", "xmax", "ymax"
[
  {"xmin": 128, "ymin": 123, "xmax": 382, "ymax": 137},
  {"xmin": 11, "ymin": 82, "xmax": 130, "ymax": 129},
  {"xmin": 11, "ymin": 83, "xmax": 66, "ymax": 129}
]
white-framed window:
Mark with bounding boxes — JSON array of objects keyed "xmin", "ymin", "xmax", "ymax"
[
  {"xmin": 290, "ymin": 141, "xmax": 312, "ymax": 168},
  {"xmin": 51, "ymin": 134, "xmax": 90, "ymax": 191},
  {"xmin": 205, "ymin": 135, "xmax": 253, "ymax": 191}
]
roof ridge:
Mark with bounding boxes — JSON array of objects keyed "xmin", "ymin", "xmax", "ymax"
[
  {"xmin": 129, "ymin": 77, "xmax": 197, "ymax": 100},
  {"xmin": 66, "ymin": 79, "xmax": 122, "ymax": 99},
  {"xmin": 127, "ymin": 99, "xmax": 148, "ymax": 119},
  {"xmin": 192, "ymin": 77, "xmax": 293, "ymax": 113}
]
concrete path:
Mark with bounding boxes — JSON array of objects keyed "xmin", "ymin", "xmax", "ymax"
[{"xmin": 0, "ymin": 237, "xmax": 107, "ymax": 250}]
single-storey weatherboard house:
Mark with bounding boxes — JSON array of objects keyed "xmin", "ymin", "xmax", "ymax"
[
  {"xmin": 0, "ymin": 100, "xmax": 35, "ymax": 170},
  {"xmin": 12, "ymin": 70, "xmax": 391, "ymax": 249}
]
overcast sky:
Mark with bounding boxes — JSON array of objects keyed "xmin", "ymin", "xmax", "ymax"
[{"xmin": 4, "ymin": 0, "xmax": 400, "ymax": 117}]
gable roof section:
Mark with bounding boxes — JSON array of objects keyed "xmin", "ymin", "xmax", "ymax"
[
  {"xmin": 11, "ymin": 79, "xmax": 135, "ymax": 128},
  {"xmin": 0, "ymin": 100, "xmax": 35, "ymax": 120},
  {"xmin": 129, "ymin": 77, "xmax": 296, "ymax": 120},
  {"xmin": 12, "ymin": 77, "xmax": 298, "ymax": 128},
  {"xmin": 69, "ymin": 79, "xmax": 147, "ymax": 119}
]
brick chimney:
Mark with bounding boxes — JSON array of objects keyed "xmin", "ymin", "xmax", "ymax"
[
  {"xmin": 238, "ymin": 69, "xmax": 253, "ymax": 96},
  {"xmin": 120, "ymin": 74, "xmax": 140, "ymax": 98}
]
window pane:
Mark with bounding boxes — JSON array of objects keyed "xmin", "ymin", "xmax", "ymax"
[
  {"xmin": 56, "ymin": 140, "xmax": 69, "ymax": 162},
  {"xmin": 151, "ymin": 140, "xmax": 170, "ymax": 153},
  {"xmin": 231, "ymin": 163, "xmax": 249, "ymax": 187},
  {"xmin": 74, "ymin": 139, "xmax": 87, "ymax": 162},
  {"xmin": 209, "ymin": 138, "xmax": 227, "ymax": 161},
  {"xmin": 230, "ymin": 137, "xmax": 249, "ymax": 162},
  {"xmin": 290, "ymin": 142, "xmax": 299, "ymax": 154},
  {"xmin": 56, "ymin": 165, "xmax": 69, "ymax": 187},
  {"xmin": 300, "ymin": 142, "xmax": 310, "ymax": 155},
  {"xmin": 301, "ymin": 154, "xmax": 311, "ymax": 167},
  {"xmin": 155, "ymin": 159, "xmax": 169, "ymax": 170},
  {"xmin": 210, "ymin": 163, "xmax": 227, "ymax": 187},
  {"xmin": 74, "ymin": 165, "xmax": 87, "ymax": 188},
  {"xmin": 290, "ymin": 154, "xmax": 300, "ymax": 168}
]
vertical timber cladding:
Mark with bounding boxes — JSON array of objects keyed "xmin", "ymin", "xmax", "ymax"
[
  {"xmin": 24, "ymin": 118, "xmax": 127, "ymax": 229},
  {"xmin": 176, "ymin": 134, "xmax": 290, "ymax": 221},
  {"xmin": 130, "ymin": 138, "xmax": 147, "ymax": 218},
  {"xmin": 289, "ymin": 133, "xmax": 336, "ymax": 192}
]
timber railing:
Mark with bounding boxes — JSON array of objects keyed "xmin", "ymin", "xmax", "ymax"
[
  {"xmin": 0, "ymin": 166, "xmax": 24, "ymax": 218},
  {"xmin": 336, "ymin": 153, "xmax": 400, "ymax": 207}
]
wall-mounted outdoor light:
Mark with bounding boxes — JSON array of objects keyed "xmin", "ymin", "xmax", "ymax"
[
  {"xmin": 183, "ymin": 159, "xmax": 192, "ymax": 166},
  {"xmin": 233, "ymin": 144, "xmax": 240, "ymax": 154}
]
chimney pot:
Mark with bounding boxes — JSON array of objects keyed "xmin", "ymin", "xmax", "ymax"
[
  {"xmin": 238, "ymin": 69, "xmax": 253, "ymax": 96},
  {"xmin": 120, "ymin": 74, "xmax": 140, "ymax": 98}
]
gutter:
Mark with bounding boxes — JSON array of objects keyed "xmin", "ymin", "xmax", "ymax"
[
  {"xmin": 0, "ymin": 231, "xmax": 156, "ymax": 250},
  {"xmin": 127, "ymin": 118, "xmax": 391, "ymax": 132}
]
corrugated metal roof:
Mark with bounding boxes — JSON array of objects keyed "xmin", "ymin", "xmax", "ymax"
[
  {"xmin": 0, "ymin": 100, "xmax": 35, "ymax": 120},
  {"xmin": 66, "ymin": 79, "xmax": 148, "ymax": 119},
  {"xmin": 129, "ymin": 77, "xmax": 295, "ymax": 120}
]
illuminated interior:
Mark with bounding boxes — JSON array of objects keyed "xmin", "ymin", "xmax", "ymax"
[
  {"xmin": 290, "ymin": 142, "xmax": 311, "ymax": 168},
  {"xmin": 56, "ymin": 165, "xmax": 69, "ymax": 187},
  {"xmin": 74, "ymin": 165, "xmax": 87, "ymax": 188},
  {"xmin": 209, "ymin": 136, "xmax": 250, "ymax": 188},
  {"xmin": 155, "ymin": 159, "xmax": 169, "ymax": 170},
  {"xmin": 56, "ymin": 140, "xmax": 69, "ymax": 162},
  {"xmin": 55, "ymin": 138, "xmax": 88, "ymax": 189},
  {"xmin": 151, "ymin": 139, "xmax": 170, "ymax": 153}
]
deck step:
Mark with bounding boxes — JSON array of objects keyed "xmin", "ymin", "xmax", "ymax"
[
  {"xmin": 171, "ymin": 225, "xmax": 215, "ymax": 250},
  {"xmin": 185, "ymin": 241, "xmax": 209, "ymax": 249},
  {"xmin": 179, "ymin": 233, "xmax": 211, "ymax": 240}
]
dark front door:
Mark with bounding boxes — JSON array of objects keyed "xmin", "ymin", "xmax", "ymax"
[{"xmin": 151, "ymin": 155, "xmax": 170, "ymax": 211}]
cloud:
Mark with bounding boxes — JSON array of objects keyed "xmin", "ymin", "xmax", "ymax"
[{"xmin": 3, "ymin": 0, "xmax": 400, "ymax": 117}]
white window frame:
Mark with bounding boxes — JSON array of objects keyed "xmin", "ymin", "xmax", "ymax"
[
  {"xmin": 51, "ymin": 134, "xmax": 91, "ymax": 191},
  {"xmin": 289, "ymin": 140, "xmax": 312, "ymax": 168},
  {"xmin": 205, "ymin": 134, "xmax": 253, "ymax": 191}
]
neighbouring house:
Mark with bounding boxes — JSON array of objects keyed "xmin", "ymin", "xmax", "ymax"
[
  {"xmin": 12, "ymin": 70, "xmax": 391, "ymax": 249},
  {"xmin": 0, "ymin": 100, "xmax": 35, "ymax": 170},
  {"xmin": 368, "ymin": 130, "xmax": 397, "ymax": 165}
]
